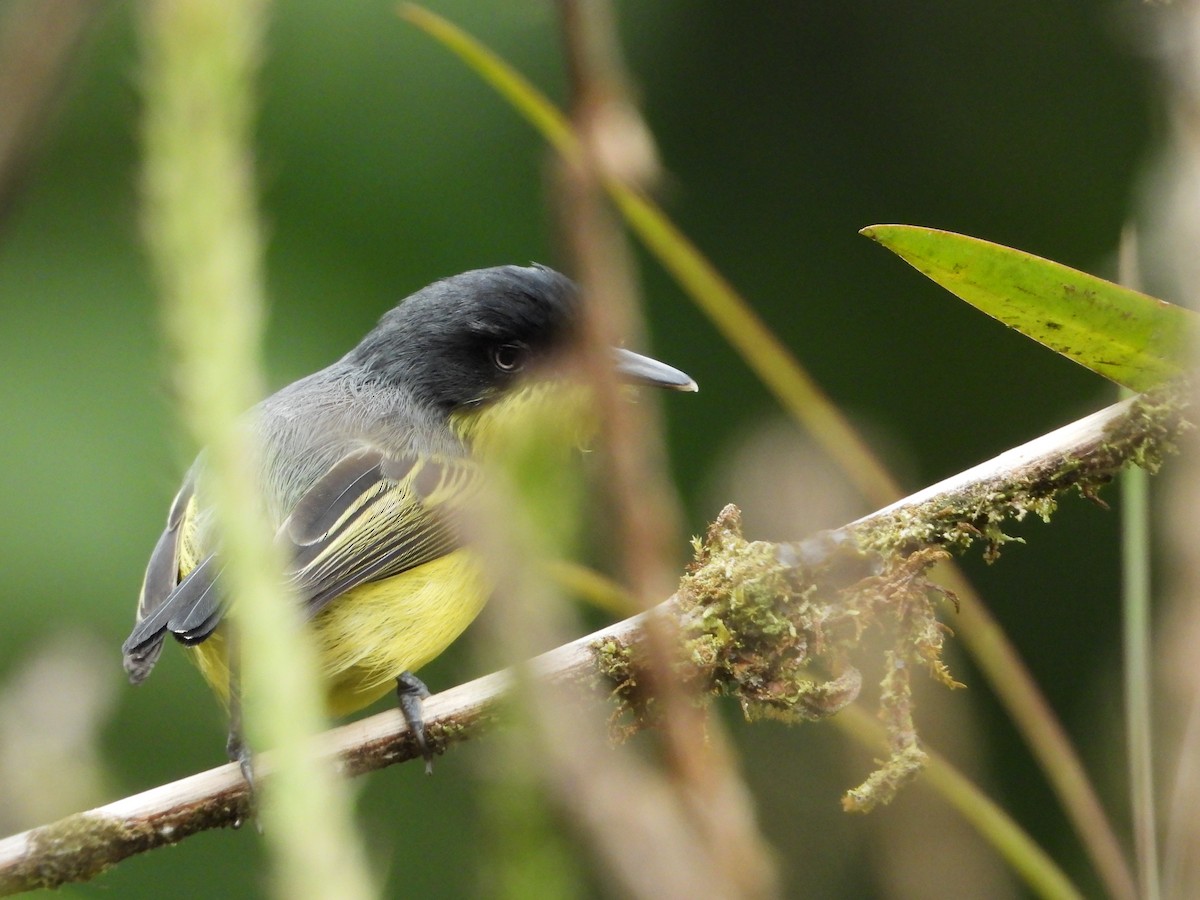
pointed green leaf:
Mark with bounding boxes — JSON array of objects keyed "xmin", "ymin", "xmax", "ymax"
[{"xmin": 861, "ymin": 224, "xmax": 1198, "ymax": 391}]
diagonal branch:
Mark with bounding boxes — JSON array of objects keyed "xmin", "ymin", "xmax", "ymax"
[{"xmin": 0, "ymin": 387, "xmax": 1186, "ymax": 896}]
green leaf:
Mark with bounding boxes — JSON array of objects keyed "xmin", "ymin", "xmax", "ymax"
[{"xmin": 861, "ymin": 225, "xmax": 1198, "ymax": 392}]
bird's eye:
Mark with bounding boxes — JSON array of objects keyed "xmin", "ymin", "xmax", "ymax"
[{"xmin": 491, "ymin": 342, "xmax": 527, "ymax": 373}]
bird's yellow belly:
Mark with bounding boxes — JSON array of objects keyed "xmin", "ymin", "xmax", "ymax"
[{"xmin": 188, "ymin": 550, "xmax": 488, "ymax": 719}]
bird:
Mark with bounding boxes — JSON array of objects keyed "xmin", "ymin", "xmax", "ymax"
[{"xmin": 121, "ymin": 263, "xmax": 696, "ymax": 776}]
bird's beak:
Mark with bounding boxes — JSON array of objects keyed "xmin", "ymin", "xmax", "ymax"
[{"xmin": 613, "ymin": 347, "xmax": 698, "ymax": 392}]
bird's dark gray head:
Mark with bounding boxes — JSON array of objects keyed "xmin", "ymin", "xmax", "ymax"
[{"xmin": 349, "ymin": 265, "xmax": 582, "ymax": 415}]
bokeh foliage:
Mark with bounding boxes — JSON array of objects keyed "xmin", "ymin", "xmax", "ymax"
[{"xmin": 0, "ymin": 2, "xmax": 1153, "ymax": 897}]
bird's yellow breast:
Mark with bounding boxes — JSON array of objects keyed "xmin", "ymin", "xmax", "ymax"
[{"xmin": 180, "ymin": 494, "xmax": 488, "ymax": 718}]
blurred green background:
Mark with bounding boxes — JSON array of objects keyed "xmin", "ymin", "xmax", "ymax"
[{"xmin": 0, "ymin": 1, "xmax": 1160, "ymax": 897}]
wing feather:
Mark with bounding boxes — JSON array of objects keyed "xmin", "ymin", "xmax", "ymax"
[
  {"xmin": 282, "ymin": 451, "xmax": 473, "ymax": 618},
  {"xmin": 123, "ymin": 477, "xmax": 196, "ymax": 682},
  {"xmin": 122, "ymin": 447, "xmax": 476, "ymax": 683}
]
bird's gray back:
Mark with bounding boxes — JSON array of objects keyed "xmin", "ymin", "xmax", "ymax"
[{"xmin": 190, "ymin": 357, "xmax": 466, "ymax": 537}]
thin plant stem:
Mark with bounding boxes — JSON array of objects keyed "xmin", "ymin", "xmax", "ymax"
[
  {"xmin": 139, "ymin": 2, "xmax": 375, "ymax": 898},
  {"xmin": 1118, "ymin": 229, "xmax": 1160, "ymax": 900},
  {"xmin": 398, "ymin": 9, "xmax": 1138, "ymax": 899},
  {"xmin": 1122, "ymin": 426, "xmax": 1159, "ymax": 899}
]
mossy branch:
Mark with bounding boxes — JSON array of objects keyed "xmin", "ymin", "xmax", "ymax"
[{"xmin": 0, "ymin": 387, "xmax": 1186, "ymax": 895}]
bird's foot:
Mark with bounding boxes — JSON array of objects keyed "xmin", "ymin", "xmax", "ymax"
[
  {"xmin": 226, "ymin": 727, "xmax": 260, "ymax": 831},
  {"xmin": 396, "ymin": 671, "xmax": 434, "ymax": 774}
]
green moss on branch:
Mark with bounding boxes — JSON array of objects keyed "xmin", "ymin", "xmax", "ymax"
[{"xmin": 594, "ymin": 384, "xmax": 1190, "ymax": 812}]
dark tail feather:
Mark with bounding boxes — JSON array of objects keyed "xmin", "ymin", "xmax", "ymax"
[
  {"xmin": 123, "ymin": 636, "xmax": 165, "ymax": 685},
  {"xmin": 122, "ymin": 594, "xmax": 178, "ymax": 682},
  {"xmin": 122, "ymin": 554, "xmax": 224, "ymax": 681}
]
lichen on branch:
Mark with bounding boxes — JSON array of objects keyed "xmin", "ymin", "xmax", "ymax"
[
  {"xmin": 594, "ymin": 504, "xmax": 958, "ymax": 811},
  {"xmin": 595, "ymin": 382, "xmax": 1191, "ymax": 813}
]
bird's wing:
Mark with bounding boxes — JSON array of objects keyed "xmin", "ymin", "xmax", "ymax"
[
  {"xmin": 279, "ymin": 446, "xmax": 478, "ymax": 618},
  {"xmin": 123, "ymin": 474, "xmax": 198, "ymax": 683},
  {"xmin": 121, "ymin": 447, "xmax": 477, "ymax": 682}
]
